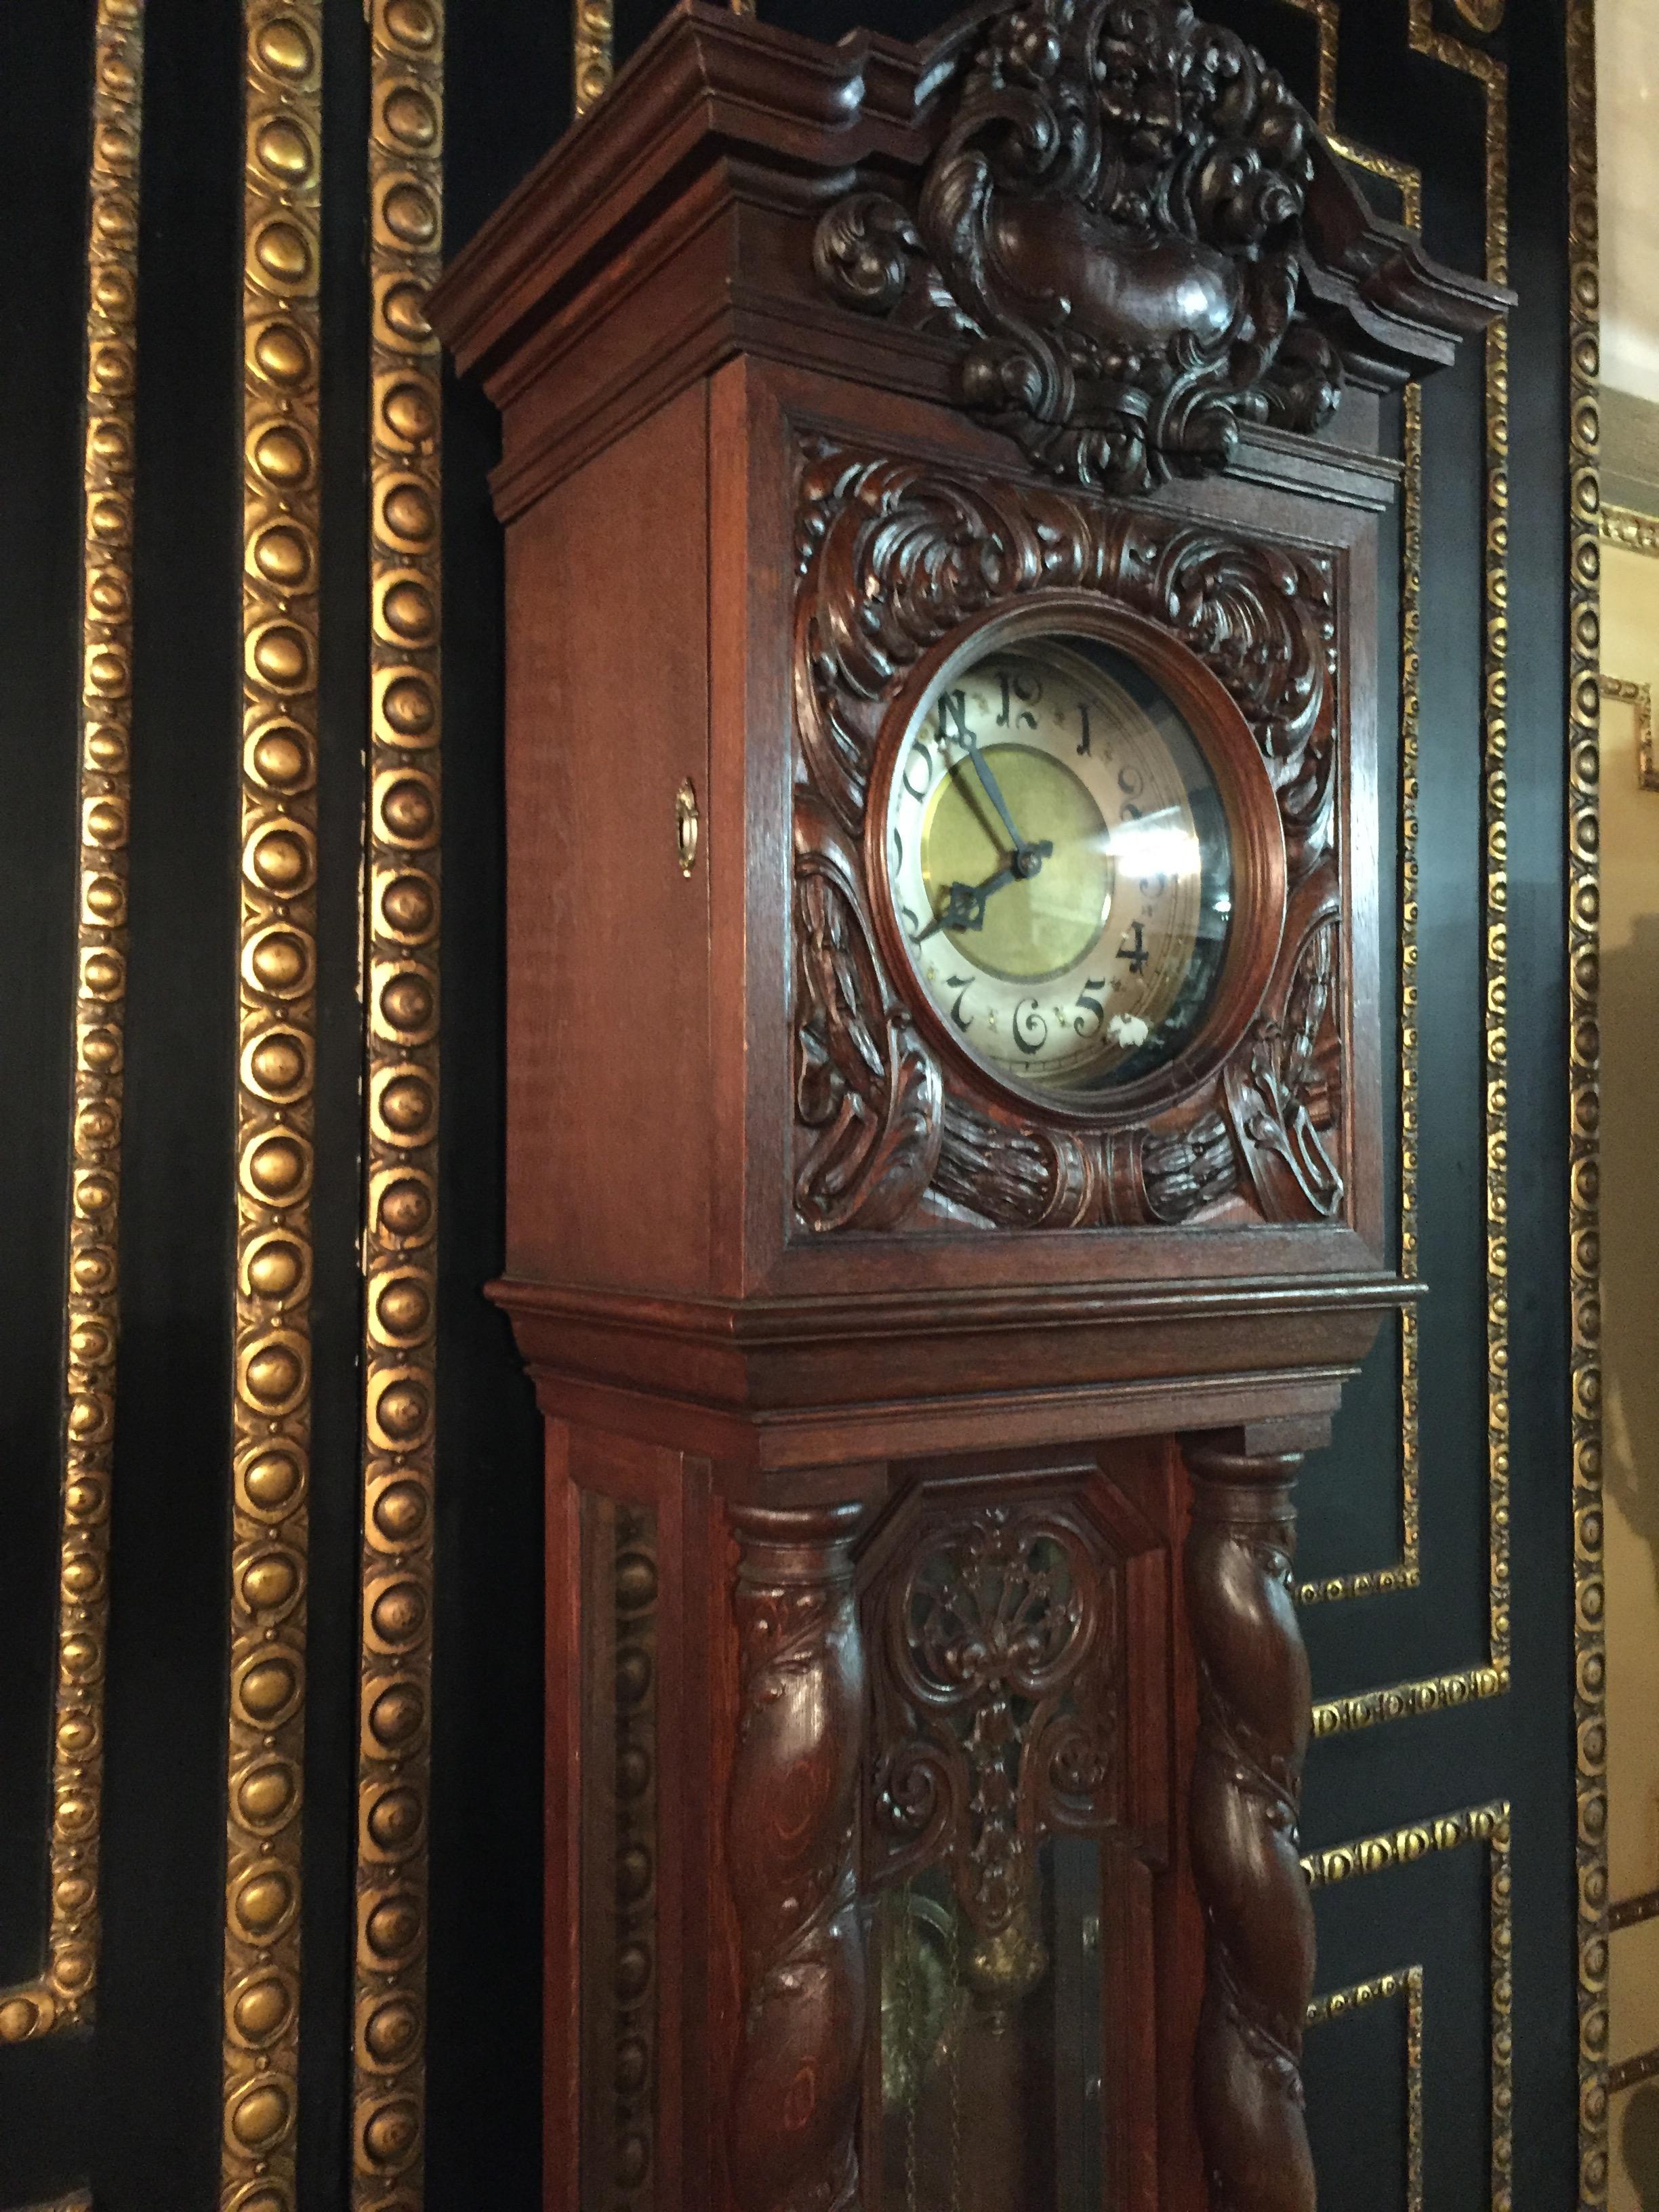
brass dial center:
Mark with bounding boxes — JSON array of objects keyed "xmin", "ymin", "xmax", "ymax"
[{"xmin": 920, "ymin": 744, "xmax": 1113, "ymax": 983}]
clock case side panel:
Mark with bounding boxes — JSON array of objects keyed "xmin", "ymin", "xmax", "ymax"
[
  {"xmin": 708, "ymin": 358, "xmax": 796, "ymax": 1299},
  {"xmin": 723, "ymin": 358, "xmax": 1389, "ymax": 1303},
  {"xmin": 546, "ymin": 1418, "xmax": 742, "ymax": 2212},
  {"xmin": 501, "ymin": 378, "xmax": 718, "ymax": 1298}
]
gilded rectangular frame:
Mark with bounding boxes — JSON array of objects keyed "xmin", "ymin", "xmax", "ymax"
[
  {"xmin": 1303, "ymin": 1802, "xmax": 1513, "ymax": 2207},
  {"xmin": 0, "ymin": 0, "xmax": 143, "ymax": 2051}
]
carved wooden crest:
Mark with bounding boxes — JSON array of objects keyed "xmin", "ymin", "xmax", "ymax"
[
  {"xmin": 790, "ymin": 441, "xmax": 1347, "ymax": 1236},
  {"xmin": 815, "ymin": 0, "xmax": 1347, "ymax": 494}
]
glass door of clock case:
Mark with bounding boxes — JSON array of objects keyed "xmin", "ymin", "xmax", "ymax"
[
  {"xmin": 857, "ymin": 1460, "xmax": 1169, "ymax": 2212},
  {"xmin": 874, "ymin": 1838, "xmax": 1107, "ymax": 2212}
]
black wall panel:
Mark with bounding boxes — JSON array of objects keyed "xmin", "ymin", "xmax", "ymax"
[{"xmin": 0, "ymin": 2, "xmax": 1582, "ymax": 2208}]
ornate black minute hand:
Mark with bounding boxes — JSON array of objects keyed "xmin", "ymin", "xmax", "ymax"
[
  {"xmin": 916, "ymin": 841, "xmax": 1053, "ymax": 942},
  {"xmin": 961, "ymin": 735, "xmax": 1038, "ymax": 860}
]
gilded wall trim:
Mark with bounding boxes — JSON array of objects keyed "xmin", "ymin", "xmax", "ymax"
[
  {"xmin": 1610, "ymin": 2049, "xmax": 1659, "ymax": 2097},
  {"xmin": 1599, "ymin": 503, "xmax": 1659, "ymax": 558},
  {"xmin": 573, "ymin": 0, "xmax": 612, "ymax": 117},
  {"xmin": 575, "ymin": 0, "xmax": 751, "ymax": 116},
  {"xmin": 1292, "ymin": 3, "xmax": 1513, "ymax": 1736},
  {"xmin": 353, "ymin": 2, "xmax": 443, "ymax": 2203},
  {"xmin": 0, "ymin": 0, "xmax": 144, "ymax": 2051},
  {"xmin": 1598, "ymin": 674, "xmax": 1656, "ymax": 792},
  {"xmin": 220, "ymin": 3, "xmax": 322, "ymax": 2200},
  {"xmin": 1304, "ymin": 1967, "xmax": 1423, "ymax": 2212},
  {"xmin": 1395, "ymin": 0, "xmax": 1514, "ymax": 1732},
  {"xmin": 1565, "ymin": 0, "xmax": 1609, "ymax": 2196},
  {"xmin": 1303, "ymin": 1803, "xmax": 1513, "ymax": 2206},
  {"xmin": 1279, "ymin": 0, "xmax": 1425, "ymax": 1616},
  {"xmin": 1312, "ymin": 1660, "xmax": 1506, "ymax": 1740},
  {"xmin": 1391, "ymin": 377, "xmax": 1425, "ymax": 1606}
]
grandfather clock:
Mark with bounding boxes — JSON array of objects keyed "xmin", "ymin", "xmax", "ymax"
[{"xmin": 430, "ymin": 5, "xmax": 1500, "ymax": 2207}]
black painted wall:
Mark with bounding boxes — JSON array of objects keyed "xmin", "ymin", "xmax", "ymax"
[{"xmin": 0, "ymin": 2, "xmax": 1580, "ymax": 2207}]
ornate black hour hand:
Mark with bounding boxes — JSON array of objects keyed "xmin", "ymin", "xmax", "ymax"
[
  {"xmin": 916, "ymin": 842, "xmax": 1053, "ymax": 942},
  {"xmin": 917, "ymin": 870, "xmax": 1012, "ymax": 940}
]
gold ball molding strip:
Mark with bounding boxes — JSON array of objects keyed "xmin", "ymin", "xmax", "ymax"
[
  {"xmin": 0, "ymin": 0, "xmax": 144, "ymax": 2052},
  {"xmin": 1303, "ymin": 1803, "xmax": 1513, "ymax": 2209},
  {"xmin": 1565, "ymin": 0, "xmax": 1608, "ymax": 2197},
  {"xmin": 355, "ymin": 4, "xmax": 443, "ymax": 2207},
  {"xmin": 1304, "ymin": 1967, "xmax": 1423, "ymax": 2212},
  {"xmin": 1276, "ymin": 0, "xmax": 1425, "ymax": 1616},
  {"xmin": 573, "ymin": 0, "xmax": 752, "ymax": 120},
  {"xmin": 220, "ymin": 4, "xmax": 322, "ymax": 2203},
  {"xmin": 573, "ymin": 0, "xmax": 613, "ymax": 117},
  {"xmin": 1283, "ymin": 2, "xmax": 1515, "ymax": 1744}
]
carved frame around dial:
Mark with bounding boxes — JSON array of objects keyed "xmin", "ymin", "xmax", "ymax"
[
  {"xmin": 862, "ymin": 596, "xmax": 1289, "ymax": 1130},
  {"xmin": 792, "ymin": 441, "xmax": 1349, "ymax": 1240}
]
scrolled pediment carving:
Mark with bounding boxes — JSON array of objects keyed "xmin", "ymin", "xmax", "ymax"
[{"xmin": 815, "ymin": 0, "xmax": 1346, "ymax": 494}]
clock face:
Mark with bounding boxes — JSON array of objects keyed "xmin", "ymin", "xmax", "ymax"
[{"xmin": 882, "ymin": 635, "xmax": 1235, "ymax": 1106}]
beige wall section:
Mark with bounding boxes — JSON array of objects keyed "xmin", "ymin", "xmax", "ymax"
[
  {"xmin": 1598, "ymin": 530, "xmax": 1659, "ymax": 2212},
  {"xmin": 1599, "ymin": 0, "xmax": 1659, "ymax": 406}
]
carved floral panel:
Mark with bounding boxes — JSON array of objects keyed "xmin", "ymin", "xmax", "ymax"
[{"xmin": 790, "ymin": 442, "xmax": 1347, "ymax": 1236}]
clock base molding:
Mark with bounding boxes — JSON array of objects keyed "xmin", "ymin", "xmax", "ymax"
[
  {"xmin": 492, "ymin": 1274, "xmax": 1404, "ymax": 1473},
  {"xmin": 433, "ymin": 0, "xmax": 1503, "ymax": 2202}
]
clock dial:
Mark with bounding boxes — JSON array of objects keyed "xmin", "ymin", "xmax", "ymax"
[{"xmin": 884, "ymin": 636, "xmax": 1234, "ymax": 1104}]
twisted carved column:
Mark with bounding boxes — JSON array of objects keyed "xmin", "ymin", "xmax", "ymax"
[
  {"xmin": 1183, "ymin": 1441, "xmax": 1317, "ymax": 2212},
  {"xmin": 727, "ymin": 1502, "xmax": 867, "ymax": 2212}
]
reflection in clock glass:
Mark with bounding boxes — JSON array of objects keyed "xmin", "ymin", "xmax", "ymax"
[{"xmin": 884, "ymin": 636, "xmax": 1234, "ymax": 1100}]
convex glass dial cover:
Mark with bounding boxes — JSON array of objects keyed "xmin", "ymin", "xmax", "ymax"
[{"xmin": 883, "ymin": 636, "xmax": 1235, "ymax": 1104}]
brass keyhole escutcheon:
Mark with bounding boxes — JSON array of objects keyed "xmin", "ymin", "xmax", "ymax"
[{"xmin": 676, "ymin": 778, "xmax": 699, "ymax": 878}]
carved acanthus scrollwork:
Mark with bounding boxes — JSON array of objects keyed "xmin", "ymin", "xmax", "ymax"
[
  {"xmin": 792, "ymin": 455, "xmax": 1116, "ymax": 836},
  {"xmin": 790, "ymin": 445, "xmax": 1343, "ymax": 1235},
  {"xmin": 1134, "ymin": 530, "xmax": 1336, "ymax": 880},
  {"xmin": 932, "ymin": 1097, "xmax": 1080, "ymax": 1228},
  {"xmin": 793, "ymin": 789, "xmax": 944, "ymax": 1231},
  {"xmin": 1143, "ymin": 1110, "xmax": 1242, "ymax": 1223},
  {"xmin": 1223, "ymin": 908, "xmax": 1344, "ymax": 1221},
  {"xmin": 1183, "ymin": 1440, "xmax": 1316, "ymax": 2212},
  {"xmin": 795, "ymin": 449, "xmax": 1334, "ymax": 873},
  {"xmin": 934, "ymin": 1097, "xmax": 1238, "ymax": 1227},
  {"xmin": 868, "ymin": 1505, "xmax": 1118, "ymax": 2019},
  {"xmin": 814, "ymin": 0, "xmax": 1343, "ymax": 495}
]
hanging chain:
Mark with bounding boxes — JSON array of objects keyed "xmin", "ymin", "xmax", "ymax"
[
  {"xmin": 947, "ymin": 1900, "xmax": 965, "ymax": 2212},
  {"xmin": 903, "ymin": 1883, "xmax": 921, "ymax": 2212}
]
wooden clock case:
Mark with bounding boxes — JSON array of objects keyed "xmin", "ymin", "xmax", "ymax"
[{"xmin": 430, "ymin": 8, "xmax": 1502, "ymax": 2209}]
